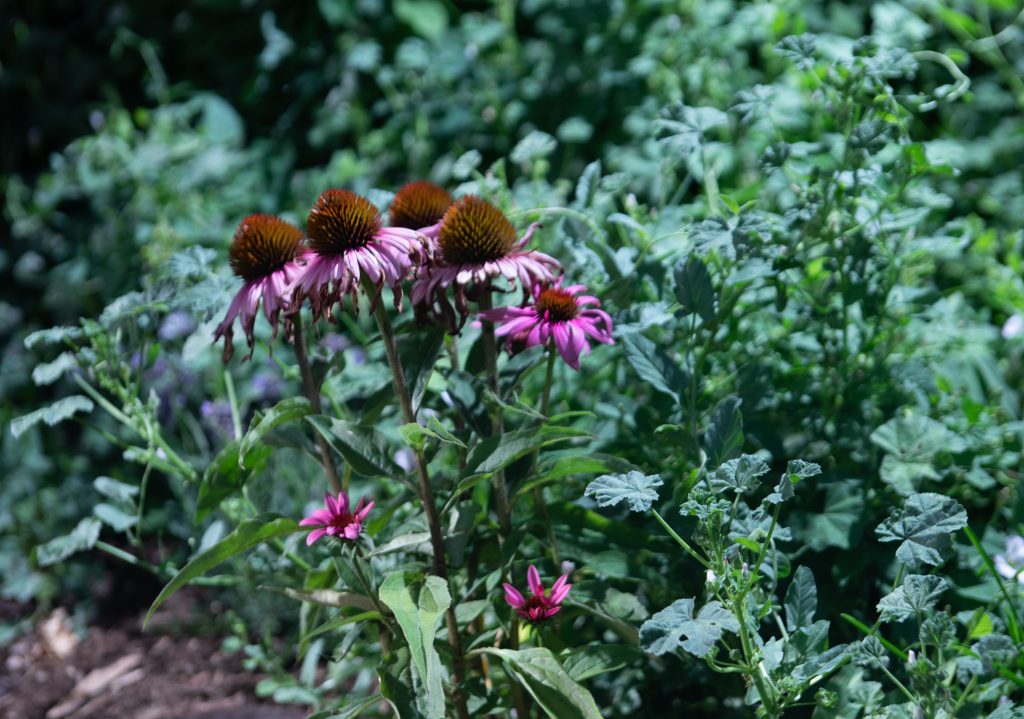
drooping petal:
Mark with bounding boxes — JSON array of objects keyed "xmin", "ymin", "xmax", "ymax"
[{"xmin": 305, "ymin": 528, "xmax": 328, "ymax": 546}]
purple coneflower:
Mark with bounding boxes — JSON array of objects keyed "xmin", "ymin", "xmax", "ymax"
[
  {"xmin": 290, "ymin": 189, "xmax": 420, "ymax": 319},
  {"xmin": 214, "ymin": 214, "xmax": 307, "ymax": 362},
  {"xmin": 411, "ymin": 196, "xmax": 561, "ymax": 327},
  {"xmin": 299, "ymin": 491, "xmax": 374, "ymax": 546},
  {"xmin": 995, "ymin": 536, "xmax": 1024, "ymax": 584},
  {"xmin": 503, "ymin": 565, "xmax": 572, "ymax": 623},
  {"xmin": 389, "ymin": 181, "xmax": 453, "ymax": 237},
  {"xmin": 478, "ymin": 280, "xmax": 614, "ymax": 370}
]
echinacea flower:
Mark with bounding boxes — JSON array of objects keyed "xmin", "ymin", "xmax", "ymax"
[
  {"xmin": 214, "ymin": 214, "xmax": 307, "ymax": 362},
  {"xmin": 995, "ymin": 535, "xmax": 1024, "ymax": 584},
  {"xmin": 478, "ymin": 280, "xmax": 614, "ymax": 370},
  {"xmin": 290, "ymin": 189, "xmax": 421, "ymax": 319},
  {"xmin": 503, "ymin": 565, "xmax": 571, "ymax": 623},
  {"xmin": 389, "ymin": 181, "xmax": 453, "ymax": 236},
  {"xmin": 411, "ymin": 196, "xmax": 561, "ymax": 328},
  {"xmin": 299, "ymin": 491, "xmax": 374, "ymax": 546}
]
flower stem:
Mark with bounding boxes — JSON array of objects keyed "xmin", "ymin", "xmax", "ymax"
[
  {"xmin": 477, "ymin": 288, "xmax": 512, "ymax": 537},
  {"xmin": 532, "ymin": 346, "xmax": 560, "ymax": 566},
  {"xmin": 365, "ymin": 280, "xmax": 470, "ymax": 719},
  {"xmin": 734, "ymin": 593, "xmax": 778, "ymax": 716},
  {"xmin": 292, "ymin": 313, "xmax": 342, "ymax": 493}
]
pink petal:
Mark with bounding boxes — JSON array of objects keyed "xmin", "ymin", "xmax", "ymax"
[
  {"xmin": 527, "ymin": 565, "xmax": 544, "ymax": 597},
  {"xmin": 305, "ymin": 528, "xmax": 328, "ymax": 546},
  {"xmin": 503, "ymin": 583, "xmax": 525, "ymax": 608}
]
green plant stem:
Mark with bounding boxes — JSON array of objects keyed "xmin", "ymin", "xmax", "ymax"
[
  {"xmin": 477, "ymin": 288, "xmax": 512, "ymax": 537},
  {"xmin": 366, "ymin": 280, "xmax": 470, "ymax": 719},
  {"xmin": 531, "ymin": 346, "xmax": 561, "ymax": 566},
  {"xmin": 734, "ymin": 593, "xmax": 778, "ymax": 716},
  {"xmin": 651, "ymin": 509, "xmax": 710, "ymax": 569},
  {"xmin": 292, "ymin": 313, "xmax": 342, "ymax": 494},
  {"xmin": 223, "ymin": 369, "xmax": 243, "ymax": 440},
  {"xmin": 963, "ymin": 524, "xmax": 1023, "ymax": 642}
]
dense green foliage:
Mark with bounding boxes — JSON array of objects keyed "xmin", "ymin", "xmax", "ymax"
[{"xmin": 4, "ymin": 0, "xmax": 1024, "ymax": 717}]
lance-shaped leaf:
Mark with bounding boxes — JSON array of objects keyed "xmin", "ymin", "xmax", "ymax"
[
  {"xmin": 673, "ymin": 254, "xmax": 716, "ymax": 323},
  {"xmin": 378, "ymin": 573, "xmax": 450, "ymax": 719},
  {"xmin": 877, "ymin": 575, "xmax": 947, "ymax": 623},
  {"xmin": 476, "ymin": 648, "xmax": 602, "ymax": 719},
  {"xmin": 585, "ymin": 471, "xmax": 662, "ymax": 513},
  {"xmin": 144, "ymin": 513, "xmax": 301, "ymax": 627},
  {"xmin": 704, "ymin": 396, "xmax": 743, "ymax": 470},
  {"xmin": 11, "ymin": 395, "xmax": 94, "ymax": 438},
  {"xmin": 622, "ymin": 333, "xmax": 687, "ymax": 405},
  {"xmin": 640, "ymin": 598, "xmax": 739, "ymax": 657},
  {"xmin": 308, "ymin": 416, "xmax": 401, "ymax": 477},
  {"xmin": 239, "ymin": 397, "xmax": 311, "ymax": 467},
  {"xmin": 785, "ymin": 566, "xmax": 818, "ymax": 631},
  {"xmin": 35, "ymin": 517, "xmax": 101, "ymax": 567},
  {"xmin": 875, "ymin": 492, "xmax": 967, "ymax": 569}
]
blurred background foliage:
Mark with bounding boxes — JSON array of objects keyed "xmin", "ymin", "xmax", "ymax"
[{"xmin": 2, "ymin": 0, "xmax": 1024, "ymax": 713}]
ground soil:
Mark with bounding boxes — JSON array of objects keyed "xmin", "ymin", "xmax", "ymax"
[{"xmin": 0, "ymin": 600, "xmax": 308, "ymax": 719}]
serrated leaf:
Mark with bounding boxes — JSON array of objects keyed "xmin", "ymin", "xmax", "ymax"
[
  {"xmin": 785, "ymin": 566, "xmax": 818, "ymax": 631},
  {"xmin": 31, "ymin": 352, "xmax": 78, "ymax": 386},
  {"xmin": 775, "ymin": 34, "xmax": 818, "ymax": 69},
  {"xmin": 584, "ymin": 471, "xmax": 662, "ymax": 513},
  {"xmin": 35, "ymin": 517, "xmax": 102, "ymax": 567},
  {"xmin": 11, "ymin": 395, "xmax": 94, "ymax": 438},
  {"xmin": 640, "ymin": 598, "xmax": 739, "ymax": 656},
  {"xmin": 24, "ymin": 325, "xmax": 83, "ymax": 350},
  {"xmin": 144, "ymin": 514, "xmax": 301, "ymax": 627},
  {"xmin": 673, "ymin": 255, "xmax": 716, "ymax": 323},
  {"xmin": 710, "ymin": 454, "xmax": 769, "ymax": 495},
  {"xmin": 875, "ymin": 493, "xmax": 967, "ymax": 569},
  {"xmin": 477, "ymin": 648, "xmax": 602, "ymax": 719},
  {"xmin": 378, "ymin": 573, "xmax": 450, "ymax": 719},
  {"xmin": 876, "ymin": 575, "xmax": 947, "ymax": 623},
  {"xmin": 704, "ymin": 396, "xmax": 743, "ymax": 469},
  {"xmin": 239, "ymin": 397, "xmax": 311, "ymax": 467},
  {"xmin": 622, "ymin": 333, "xmax": 687, "ymax": 404}
]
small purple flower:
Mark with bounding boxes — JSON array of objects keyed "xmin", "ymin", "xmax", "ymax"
[
  {"xmin": 995, "ymin": 536, "xmax": 1024, "ymax": 584},
  {"xmin": 300, "ymin": 491, "xmax": 374, "ymax": 546},
  {"xmin": 251, "ymin": 371, "xmax": 284, "ymax": 402},
  {"xmin": 200, "ymin": 399, "xmax": 234, "ymax": 438},
  {"xmin": 159, "ymin": 311, "xmax": 196, "ymax": 342},
  {"xmin": 503, "ymin": 565, "xmax": 571, "ymax": 623},
  {"xmin": 478, "ymin": 280, "xmax": 614, "ymax": 370}
]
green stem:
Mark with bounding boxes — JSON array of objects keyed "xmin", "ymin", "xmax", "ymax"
[
  {"xmin": 963, "ymin": 525, "xmax": 1022, "ymax": 642},
  {"xmin": 531, "ymin": 346, "xmax": 561, "ymax": 566},
  {"xmin": 651, "ymin": 509, "xmax": 710, "ymax": 569},
  {"xmin": 477, "ymin": 288, "xmax": 512, "ymax": 537},
  {"xmin": 224, "ymin": 369, "xmax": 243, "ymax": 441},
  {"xmin": 734, "ymin": 594, "xmax": 778, "ymax": 716},
  {"xmin": 292, "ymin": 313, "xmax": 343, "ymax": 493},
  {"xmin": 365, "ymin": 279, "xmax": 470, "ymax": 719}
]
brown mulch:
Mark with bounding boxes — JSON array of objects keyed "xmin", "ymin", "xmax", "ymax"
[{"xmin": 0, "ymin": 608, "xmax": 308, "ymax": 719}]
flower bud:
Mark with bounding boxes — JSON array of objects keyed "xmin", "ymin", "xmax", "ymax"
[
  {"xmin": 906, "ymin": 649, "xmax": 916, "ymax": 667},
  {"xmin": 705, "ymin": 569, "xmax": 717, "ymax": 586}
]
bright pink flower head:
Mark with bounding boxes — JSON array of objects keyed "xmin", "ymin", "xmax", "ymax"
[
  {"xmin": 214, "ymin": 214, "xmax": 308, "ymax": 363},
  {"xmin": 410, "ymin": 196, "xmax": 561, "ymax": 329},
  {"xmin": 299, "ymin": 491, "xmax": 374, "ymax": 546},
  {"xmin": 289, "ymin": 189, "xmax": 423, "ymax": 320},
  {"xmin": 502, "ymin": 565, "xmax": 572, "ymax": 623},
  {"xmin": 478, "ymin": 280, "xmax": 614, "ymax": 370}
]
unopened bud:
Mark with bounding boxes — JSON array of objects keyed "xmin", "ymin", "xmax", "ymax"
[
  {"xmin": 906, "ymin": 649, "xmax": 916, "ymax": 667},
  {"xmin": 741, "ymin": 562, "xmax": 749, "ymax": 578},
  {"xmin": 705, "ymin": 569, "xmax": 716, "ymax": 586}
]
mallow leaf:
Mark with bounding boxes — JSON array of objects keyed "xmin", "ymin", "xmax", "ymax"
[
  {"xmin": 875, "ymin": 493, "xmax": 967, "ymax": 569},
  {"xmin": 585, "ymin": 471, "xmax": 663, "ymax": 513},
  {"xmin": 877, "ymin": 575, "xmax": 947, "ymax": 623},
  {"xmin": 640, "ymin": 598, "xmax": 739, "ymax": 657},
  {"xmin": 710, "ymin": 454, "xmax": 769, "ymax": 495}
]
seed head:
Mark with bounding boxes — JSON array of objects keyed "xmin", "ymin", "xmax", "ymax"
[{"xmin": 228, "ymin": 214, "xmax": 305, "ymax": 282}]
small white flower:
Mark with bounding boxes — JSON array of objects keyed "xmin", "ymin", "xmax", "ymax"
[
  {"xmin": 907, "ymin": 649, "xmax": 916, "ymax": 666},
  {"xmin": 705, "ymin": 569, "xmax": 717, "ymax": 586},
  {"xmin": 1003, "ymin": 314, "xmax": 1024, "ymax": 340},
  {"xmin": 995, "ymin": 536, "xmax": 1024, "ymax": 585}
]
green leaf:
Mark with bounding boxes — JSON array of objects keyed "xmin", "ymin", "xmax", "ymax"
[
  {"xmin": 393, "ymin": 0, "xmax": 448, "ymax": 39},
  {"xmin": 791, "ymin": 480, "xmax": 861, "ymax": 550},
  {"xmin": 477, "ymin": 648, "xmax": 602, "ymax": 719},
  {"xmin": 378, "ymin": 572, "xmax": 451, "ymax": 719},
  {"xmin": 94, "ymin": 476, "xmax": 139, "ymax": 505},
  {"xmin": 144, "ymin": 513, "xmax": 301, "ymax": 627},
  {"xmin": 31, "ymin": 352, "xmax": 78, "ymax": 386},
  {"xmin": 94, "ymin": 503, "xmax": 137, "ymax": 532},
  {"xmin": 196, "ymin": 440, "xmax": 271, "ymax": 521},
  {"xmin": 11, "ymin": 395, "xmax": 94, "ymax": 438},
  {"xmin": 673, "ymin": 255, "xmax": 716, "ymax": 323},
  {"xmin": 400, "ymin": 417, "xmax": 465, "ymax": 451},
  {"xmin": 35, "ymin": 517, "xmax": 101, "ymax": 567},
  {"xmin": 785, "ymin": 566, "xmax": 818, "ymax": 631},
  {"xmin": 308, "ymin": 416, "xmax": 401, "ymax": 477},
  {"xmin": 876, "ymin": 575, "xmax": 947, "ymax": 623},
  {"xmin": 370, "ymin": 532, "xmax": 432, "ymax": 557},
  {"xmin": 511, "ymin": 131, "xmax": 558, "ymax": 164},
  {"xmin": 460, "ymin": 426, "xmax": 589, "ymax": 480},
  {"xmin": 306, "ymin": 695, "xmax": 381, "ymax": 719},
  {"xmin": 622, "ymin": 333, "xmax": 686, "ymax": 404},
  {"xmin": 239, "ymin": 397, "xmax": 311, "ymax": 467},
  {"xmin": 24, "ymin": 325, "xmax": 83, "ymax": 349},
  {"xmin": 709, "ymin": 454, "xmax": 769, "ymax": 495},
  {"xmin": 561, "ymin": 644, "xmax": 642, "ymax": 681},
  {"xmin": 639, "ymin": 598, "xmax": 739, "ymax": 657},
  {"xmin": 584, "ymin": 471, "xmax": 662, "ymax": 513},
  {"xmin": 264, "ymin": 586, "xmax": 377, "ymax": 612},
  {"xmin": 875, "ymin": 492, "xmax": 967, "ymax": 569},
  {"xmin": 704, "ymin": 396, "xmax": 743, "ymax": 469},
  {"xmin": 402, "ymin": 327, "xmax": 445, "ymax": 414}
]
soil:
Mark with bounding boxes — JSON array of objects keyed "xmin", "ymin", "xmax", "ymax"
[{"xmin": 0, "ymin": 603, "xmax": 308, "ymax": 719}]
